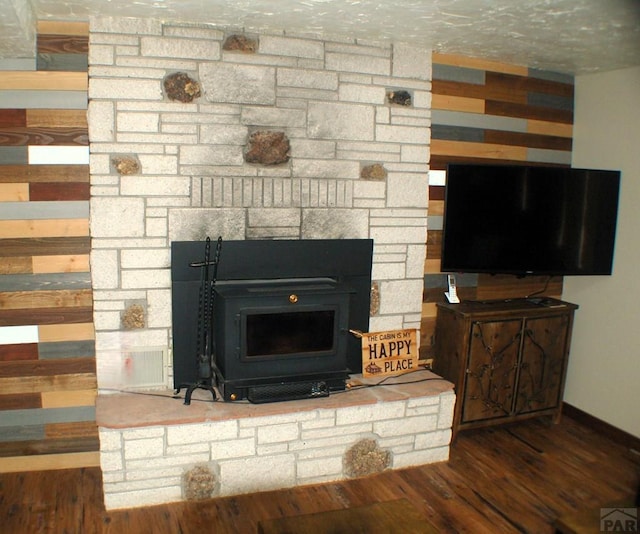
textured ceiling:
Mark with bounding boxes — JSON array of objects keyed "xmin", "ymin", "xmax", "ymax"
[{"xmin": 4, "ymin": 0, "xmax": 640, "ymax": 74}]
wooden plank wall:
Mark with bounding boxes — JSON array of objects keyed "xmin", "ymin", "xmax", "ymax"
[
  {"xmin": 0, "ymin": 22, "xmax": 99, "ymax": 472},
  {"xmin": 421, "ymin": 53, "xmax": 574, "ymax": 358}
]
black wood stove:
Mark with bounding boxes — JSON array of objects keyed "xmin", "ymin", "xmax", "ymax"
[{"xmin": 171, "ymin": 239, "xmax": 373, "ymax": 403}]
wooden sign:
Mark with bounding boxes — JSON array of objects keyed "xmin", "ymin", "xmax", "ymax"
[{"xmin": 360, "ymin": 328, "xmax": 419, "ymax": 378}]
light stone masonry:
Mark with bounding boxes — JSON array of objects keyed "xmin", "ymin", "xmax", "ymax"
[
  {"xmin": 88, "ymin": 20, "xmax": 436, "ymax": 486},
  {"xmin": 140, "ymin": 36, "xmax": 221, "ymax": 60},
  {"xmin": 277, "ymin": 67, "xmax": 338, "ymax": 90},
  {"xmin": 89, "ymin": 78, "xmax": 163, "ymax": 101},
  {"xmin": 326, "ymin": 53, "xmax": 390, "ymax": 76},
  {"xmin": 90, "ymin": 16, "xmax": 163, "ymax": 35},
  {"xmin": 259, "ymin": 35, "xmax": 325, "ymax": 59},
  {"xmin": 98, "ymin": 384, "xmax": 453, "ymax": 509}
]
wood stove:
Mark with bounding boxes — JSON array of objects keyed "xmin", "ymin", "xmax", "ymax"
[{"xmin": 171, "ymin": 239, "xmax": 373, "ymax": 403}]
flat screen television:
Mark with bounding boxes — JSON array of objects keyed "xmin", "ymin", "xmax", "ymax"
[{"xmin": 440, "ymin": 164, "xmax": 621, "ymax": 276}]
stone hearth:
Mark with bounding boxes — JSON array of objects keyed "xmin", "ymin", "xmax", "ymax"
[{"xmin": 97, "ymin": 370, "xmax": 454, "ymax": 510}]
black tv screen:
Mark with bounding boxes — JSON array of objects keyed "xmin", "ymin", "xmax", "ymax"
[{"xmin": 441, "ymin": 164, "xmax": 621, "ymax": 276}]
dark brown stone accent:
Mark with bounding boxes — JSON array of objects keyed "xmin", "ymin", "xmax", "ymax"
[
  {"xmin": 164, "ymin": 72, "xmax": 202, "ymax": 103},
  {"xmin": 223, "ymin": 34, "xmax": 258, "ymax": 53},
  {"xmin": 121, "ymin": 303, "xmax": 145, "ymax": 330},
  {"xmin": 244, "ymin": 131, "xmax": 290, "ymax": 165},
  {"xmin": 387, "ymin": 90, "xmax": 412, "ymax": 106},
  {"xmin": 344, "ymin": 438, "xmax": 391, "ymax": 477},
  {"xmin": 183, "ymin": 464, "xmax": 217, "ymax": 500},
  {"xmin": 111, "ymin": 155, "xmax": 140, "ymax": 175},
  {"xmin": 361, "ymin": 163, "xmax": 387, "ymax": 181}
]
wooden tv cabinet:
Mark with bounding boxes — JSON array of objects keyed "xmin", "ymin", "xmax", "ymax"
[{"xmin": 433, "ymin": 298, "xmax": 578, "ymax": 439}]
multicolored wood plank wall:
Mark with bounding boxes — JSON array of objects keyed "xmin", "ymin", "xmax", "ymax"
[
  {"xmin": 421, "ymin": 53, "xmax": 574, "ymax": 358},
  {"xmin": 0, "ymin": 21, "xmax": 98, "ymax": 472}
]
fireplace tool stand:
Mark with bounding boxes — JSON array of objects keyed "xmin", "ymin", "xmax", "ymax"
[{"xmin": 175, "ymin": 236, "xmax": 222, "ymax": 405}]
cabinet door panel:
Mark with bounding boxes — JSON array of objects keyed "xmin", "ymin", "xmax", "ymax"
[
  {"xmin": 462, "ymin": 319, "xmax": 521, "ymax": 423},
  {"xmin": 515, "ymin": 315, "xmax": 569, "ymax": 415}
]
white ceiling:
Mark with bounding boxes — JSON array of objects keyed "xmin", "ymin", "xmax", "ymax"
[{"xmin": 4, "ymin": 0, "xmax": 640, "ymax": 75}]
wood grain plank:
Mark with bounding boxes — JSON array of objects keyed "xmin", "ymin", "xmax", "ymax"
[
  {"xmin": 0, "ymin": 164, "xmax": 89, "ymax": 183},
  {"xmin": 0, "ymin": 237, "xmax": 90, "ymax": 257},
  {"xmin": 26, "ymin": 109, "xmax": 87, "ymax": 128},
  {"xmin": 433, "ymin": 53, "xmax": 529, "ymax": 76},
  {"xmin": 45, "ymin": 421, "xmax": 97, "ymax": 440},
  {"xmin": 0, "ymin": 127, "xmax": 88, "ymax": 146},
  {"xmin": 0, "ymin": 357, "xmax": 96, "ymax": 379},
  {"xmin": 0, "ymin": 109, "xmax": 26, "ymax": 127},
  {"xmin": 431, "ymin": 94, "xmax": 484, "ymax": 113},
  {"xmin": 0, "ymin": 451, "xmax": 99, "ymax": 472},
  {"xmin": 37, "ymin": 21, "xmax": 89, "ymax": 37},
  {"xmin": 0, "ymin": 393, "xmax": 41, "ymax": 410},
  {"xmin": 29, "ymin": 182, "xmax": 89, "ymax": 201},
  {"xmin": 421, "ymin": 302, "xmax": 437, "ymax": 317},
  {"xmin": 37, "ymin": 35, "xmax": 89, "ymax": 54},
  {"xmin": 0, "ymin": 272, "xmax": 90, "ymax": 292},
  {"xmin": 484, "ymin": 129, "xmax": 573, "ymax": 151},
  {"xmin": 431, "ymin": 139, "xmax": 528, "ymax": 161},
  {"xmin": 0, "ymin": 307, "xmax": 94, "ymax": 327},
  {"xmin": 38, "ymin": 340, "xmax": 95, "ymax": 360},
  {"xmin": 0, "ymin": 183, "xmax": 29, "ymax": 201},
  {"xmin": 37, "ymin": 53, "xmax": 89, "ymax": 73},
  {"xmin": 41, "ymin": 389, "xmax": 96, "ymax": 409},
  {"xmin": 485, "ymin": 99, "xmax": 573, "ymax": 123},
  {"xmin": 428, "ymin": 185, "xmax": 445, "ymax": 201},
  {"xmin": 0, "ymin": 289, "xmax": 93, "ymax": 311},
  {"xmin": 522, "ymin": 74, "xmax": 574, "ymax": 98},
  {"xmin": 0, "ymin": 373, "xmax": 97, "ymax": 395},
  {"xmin": 482, "ymin": 71, "xmax": 529, "ymax": 104},
  {"xmin": 476, "ymin": 274, "xmax": 563, "ymax": 301},
  {"xmin": 0, "ymin": 343, "xmax": 39, "ymax": 362},
  {"xmin": 32, "ymin": 254, "xmax": 90, "ymax": 274},
  {"xmin": 432, "ymin": 79, "xmax": 490, "ymax": 101},
  {"xmin": 429, "ymin": 155, "xmax": 570, "ymax": 171},
  {"xmin": 0, "ymin": 219, "xmax": 89, "ymax": 238},
  {"xmin": 0, "ymin": 72, "xmax": 87, "ymax": 91},
  {"xmin": 527, "ymin": 119, "xmax": 574, "ymax": 138},
  {"xmin": 486, "ymin": 71, "xmax": 574, "ymax": 99},
  {"xmin": 419, "ymin": 315, "xmax": 436, "ymax": 355},
  {"xmin": 426, "ymin": 230, "xmax": 442, "ymax": 260},
  {"xmin": 0, "ymin": 255, "xmax": 31, "ymax": 274},
  {"xmin": 428, "ymin": 199, "xmax": 444, "ymax": 217},
  {"xmin": 38, "ymin": 323, "xmax": 95, "ymax": 343},
  {"xmin": 424, "ymin": 258, "xmax": 441, "ymax": 274}
]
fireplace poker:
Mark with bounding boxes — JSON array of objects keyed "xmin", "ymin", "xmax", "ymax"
[{"xmin": 177, "ymin": 236, "xmax": 222, "ymax": 405}]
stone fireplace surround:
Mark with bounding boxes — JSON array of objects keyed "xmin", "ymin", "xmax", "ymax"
[{"xmin": 88, "ymin": 16, "xmax": 445, "ymax": 509}]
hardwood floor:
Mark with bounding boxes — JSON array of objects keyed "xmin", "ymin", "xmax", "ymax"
[{"xmin": 1, "ymin": 416, "xmax": 638, "ymax": 533}]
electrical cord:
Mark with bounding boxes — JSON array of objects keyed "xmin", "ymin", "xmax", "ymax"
[{"xmin": 101, "ymin": 366, "xmax": 446, "ymax": 404}]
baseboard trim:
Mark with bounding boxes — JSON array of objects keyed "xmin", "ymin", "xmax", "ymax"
[{"xmin": 562, "ymin": 402, "xmax": 640, "ymax": 454}]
